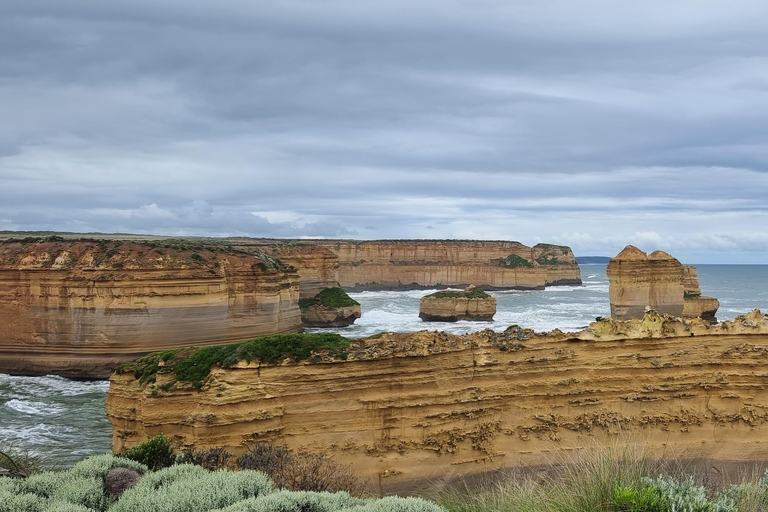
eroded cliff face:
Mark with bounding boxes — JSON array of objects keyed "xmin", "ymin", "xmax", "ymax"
[
  {"xmin": 608, "ymin": 246, "xmax": 719, "ymax": 321},
  {"xmin": 231, "ymin": 241, "xmax": 340, "ymax": 299},
  {"xmin": 0, "ymin": 239, "xmax": 302, "ymax": 378},
  {"xmin": 107, "ymin": 310, "xmax": 768, "ymax": 495},
  {"xmin": 305, "ymin": 240, "xmax": 581, "ymax": 291}
]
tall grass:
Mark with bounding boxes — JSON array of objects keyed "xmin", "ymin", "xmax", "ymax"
[{"xmin": 438, "ymin": 443, "xmax": 662, "ymax": 512}]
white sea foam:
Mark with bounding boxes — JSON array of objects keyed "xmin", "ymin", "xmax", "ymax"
[{"xmin": 4, "ymin": 399, "xmax": 64, "ymax": 416}]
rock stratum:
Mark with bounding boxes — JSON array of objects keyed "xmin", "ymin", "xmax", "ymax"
[
  {"xmin": 419, "ymin": 287, "xmax": 497, "ymax": 322},
  {"xmin": 0, "ymin": 238, "xmax": 302, "ymax": 378},
  {"xmin": 607, "ymin": 246, "xmax": 719, "ymax": 321},
  {"xmin": 107, "ymin": 309, "xmax": 768, "ymax": 495},
  {"xmin": 231, "ymin": 238, "xmax": 581, "ymax": 291}
]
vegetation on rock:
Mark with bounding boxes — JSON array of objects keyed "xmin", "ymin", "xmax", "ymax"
[
  {"xmin": 299, "ymin": 287, "xmax": 360, "ymax": 309},
  {"xmin": 116, "ymin": 333, "xmax": 352, "ymax": 388},
  {"xmin": 428, "ymin": 288, "xmax": 490, "ymax": 299},
  {"xmin": 494, "ymin": 253, "xmax": 534, "ymax": 268}
]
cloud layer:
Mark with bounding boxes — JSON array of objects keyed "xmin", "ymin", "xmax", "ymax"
[{"xmin": 1, "ymin": 1, "xmax": 768, "ymax": 262}]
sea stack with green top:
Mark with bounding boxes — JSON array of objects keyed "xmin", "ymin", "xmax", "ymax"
[
  {"xmin": 299, "ymin": 287, "xmax": 362, "ymax": 327},
  {"xmin": 419, "ymin": 285, "xmax": 496, "ymax": 322}
]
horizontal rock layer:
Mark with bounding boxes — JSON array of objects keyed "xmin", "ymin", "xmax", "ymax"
[
  {"xmin": 0, "ymin": 240, "xmax": 302, "ymax": 378},
  {"xmin": 305, "ymin": 240, "xmax": 581, "ymax": 290},
  {"xmin": 300, "ymin": 304, "xmax": 362, "ymax": 327},
  {"xmin": 107, "ymin": 309, "xmax": 768, "ymax": 495},
  {"xmin": 419, "ymin": 295, "xmax": 497, "ymax": 322}
]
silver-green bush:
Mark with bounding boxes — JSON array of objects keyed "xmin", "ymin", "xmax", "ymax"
[{"xmin": 111, "ymin": 467, "xmax": 273, "ymax": 512}]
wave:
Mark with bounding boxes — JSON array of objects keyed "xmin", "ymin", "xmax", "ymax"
[{"xmin": 4, "ymin": 399, "xmax": 65, "ymax": 416}]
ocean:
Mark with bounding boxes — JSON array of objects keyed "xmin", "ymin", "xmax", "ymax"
[{"xmin": 1, "ymin": 264, "xmax": 766, "ymax": 467}]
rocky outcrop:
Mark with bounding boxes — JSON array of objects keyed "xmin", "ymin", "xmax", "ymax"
[
  {"xmin": 0, "ymin": 238, "xmax": 302, "ymax": 378},
  {"xmin": 419, "ymin": 286, "xmax": 496, "ymax": 322},
  {"xmin": 299, "ymin": 287, "xmax": 362, "ymax": 327},
  {"xmin": 107, "ymin": 309, "xmax": 768, "ymax": 495},
  {"xmin": 306, "ymin": 240, "xmax": 581, "ymax": 291},
  {"xmin": 607, "ymin": 246, "xmax": 718, "ymax": 321}
]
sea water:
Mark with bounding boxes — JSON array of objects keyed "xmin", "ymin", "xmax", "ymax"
[{"xmin": 1, "ymin": 264, "xmax": 766, "ymax": 467}]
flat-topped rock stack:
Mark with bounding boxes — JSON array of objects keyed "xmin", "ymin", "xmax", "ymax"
[
  {"xmin": 298, "ymin": 287, "xmax": 362, "ymax": 327},
  {"xmin": 607, "ymin": 245, "xmax": 719, "ymax": 321},
  {"xmin": 419, "ymin": 285, "xmax": 497, "ymax": 322}
]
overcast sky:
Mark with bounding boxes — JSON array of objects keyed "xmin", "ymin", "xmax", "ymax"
[{"xmin": 2, "ymin": 1, "xmax": 768, "ymax": 263}]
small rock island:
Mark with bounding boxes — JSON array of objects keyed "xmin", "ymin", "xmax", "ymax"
[
  {"xmin": 299, "ymin": 287, "xmax": 362, "ymax": 327},
  {"xmin": 419, "ymin": 285, "xmax": 497, "ymax": 322}
]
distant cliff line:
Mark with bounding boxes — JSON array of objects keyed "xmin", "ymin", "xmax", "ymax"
[{"xmin": 0, "ymin": 233, "xmax": 583, "ymax": 293}]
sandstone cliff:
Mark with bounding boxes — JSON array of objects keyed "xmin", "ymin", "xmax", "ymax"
[
  {"xmin": 107, "ymin": 309, "xmax": 768, "ymax": 495},
  {"xmin": 0, "ymin": 238, "xmax": 302, "ymax": 378},
  {"xmin": 230, "ymin": 241, "xmax": 340, "ymax": 299},
  {"xmin": 607, "ymin": 246, "xmax": 719, "ymax": 321},
  {"xmin": 305, "ymin": 240, "xmax": 581, "ymax": 291},
  {"xmin": 419, "ymin": 287, "xmax": 496, "ymax": 322}
]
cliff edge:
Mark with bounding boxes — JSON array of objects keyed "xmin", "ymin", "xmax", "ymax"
[
  {"xmin": 0, "ymin": 237, "xmax": 302, "ymax": 378},
  {"xmin": 107, "ymin": 309, "xmax": 768, "ymax": 495}
]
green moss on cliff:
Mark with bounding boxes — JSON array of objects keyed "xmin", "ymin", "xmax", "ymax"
[
  {"xmin": 428, "ymin": 288, "xmax": 490, "ymax": 299},
  {"xmin": 494, "ymin": 254, "xmax": 533, "ymax": 268},
  {"xmin": 298, "ymin": 287, "xmax": 359, "ymax": 309},
  {"xmin": 116, "ymin": 333, "xmax": 353, "ymax": 388}
]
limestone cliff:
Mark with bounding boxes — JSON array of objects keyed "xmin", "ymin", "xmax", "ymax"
[
  {"xmin": 107, "ymin": 310, "xmax": 768, "ymax": 495},
  {"xmin": 0, "ymin": 238, "xmax": 302, "ymax": 378},
  {"xmin": 231, "ymin": 241, "xmax": 340, "ymax": 299},
  {"xmin": 305, "ymin": 240, "xmax": 581, "ymax": 291},
  {"xmin": 607, "ymin": 246, "xmax": 718, "ymax": 321},
  {"xmin": 419, "ymin": 287, "xmax": 496, "ymax": 322}
]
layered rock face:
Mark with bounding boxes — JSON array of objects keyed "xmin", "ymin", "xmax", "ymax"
[
  {"xmin": 299, "ymin": 287, "xmax": 362, "ymax": 327},
  {"xmin": 107, "ymin": 310, "xmax": 768, "ymax": 495},
  {"xmin": 307, "ymin": 240, "xmax": 581, "ymax": 291},
  {"xmin": 0, "ymin": 239, "xmax": 302, "ymax": 378},
  {"xmin": 231, "ymin": 241, "xmax": 340, "ymax": 299},
  {"xmin": 419, "ymin": 287, "xmax": 496, "ymax": 322},
  {"xmin": 607, "ymin": 246, "xmax": 718, "ymax": 321}
]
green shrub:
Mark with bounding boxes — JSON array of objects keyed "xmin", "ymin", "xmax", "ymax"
[
  {"xmin": 111, "ymin": 467, "xmax": 273, "ymax": 512},
  {"xmin": 494, "ymin": 254, "xmax": 533, "ymax": 268},
  {"xmin": 299, "ymin": 288, "xmax": 359, "ymax": 309},
  {"xmin": 117, "ymin": 333, "xmax": 353, "ymax": 386},
  {"xmin": 644, "ymin": 476, "xmax": 737, "ymax": 512},
  {"xmin": 120, "ymin": 435, "xmax": 175, "ymax": 471},
  {"xmin": 213, "ymin": 489, "xmax": 363, "ymax": 512},
  {"xmin": 428, "ymin": 289, "xmax": 489, "ymax": 299},
  {"xmin": 611, "ymin": 484, "xmax": 667, "ymax": 511}
]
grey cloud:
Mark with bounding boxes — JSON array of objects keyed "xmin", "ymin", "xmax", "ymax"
[{"xmin": 1, "ymin": 1, "xmax": 768, "ymax": 261}]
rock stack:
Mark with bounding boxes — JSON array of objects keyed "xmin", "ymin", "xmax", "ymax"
[
  {"xmin": 607, "ymin": 245, "xmax": 718, "ymax": 322},
  {"xmin": 419, "ymin": 285, "xmax": 496, "ymax": 322}
]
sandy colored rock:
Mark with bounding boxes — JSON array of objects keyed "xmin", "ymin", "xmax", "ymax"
[
  {"xmin": 419, "ymin": 289, "xmax": 496, "ymax": 321},
  {"xmin": 107, "ymin": 309, "xmax": 768, "ymax": 495},
  {"xmin": 608, "ymin": 246, "xmax": 718, "ymax": 321},
  {"xmin": 301, "ymin": 304, "xmax": 362, "ymax": 327},
  {"xmin": 0, "ymin": 239, "xmax": 302, "ymax": 378},
  {"xmin": 289, "ymin": 240, "xmax": 581, "ymax": 291},
  {"xmin": 244, "ymin": 243, "xmax": 340, "ymax": 299}
]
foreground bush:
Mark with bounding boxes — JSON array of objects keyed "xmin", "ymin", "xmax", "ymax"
[
  {"xmin": 0, "ymin": 454, "xmax": 446, "ymax": 512},
  {"xmin": 437, "ymin": 444, "xmax": 768, "ymax": 512}
]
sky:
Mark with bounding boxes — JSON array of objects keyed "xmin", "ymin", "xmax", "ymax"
[{"xmin": 1, "ymin": 1, "xmax": 768, "ymax": 263}]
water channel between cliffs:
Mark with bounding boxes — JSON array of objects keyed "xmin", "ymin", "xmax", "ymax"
[{"xmin": 2, "ymin": 264, "xmax": 767, "ymax": 467}]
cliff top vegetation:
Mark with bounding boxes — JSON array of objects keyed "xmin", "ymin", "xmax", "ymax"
[
  {"xmin": 427, "ymin": 288, "xmax": 490, "ymax": 299},
  {"xmin": 298, "ymin": 287, "xmax": 360, "ymax": 309},
  {"xmin": 116, "ymin": 332, "xmax": 355, "ymax": 389}
]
